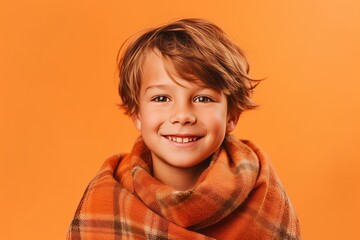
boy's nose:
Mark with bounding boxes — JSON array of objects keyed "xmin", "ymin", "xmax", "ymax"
[{"xmin": 169, "ymin": 104, "xmax": 196, "ymax": 125}]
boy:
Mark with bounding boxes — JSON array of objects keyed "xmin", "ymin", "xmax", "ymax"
[{"xmin": 67, "ymin": 18, "xmax": 300, "ymax": 239}]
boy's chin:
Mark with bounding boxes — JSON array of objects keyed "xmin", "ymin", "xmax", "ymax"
[{"xmin": 151, "ymin": 152, "xmax": 212, "ymax": 170}]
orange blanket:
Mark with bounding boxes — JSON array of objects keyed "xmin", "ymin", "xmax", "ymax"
[{"xmin": 67, "ymin": 135, "xmax": 300, "ymax": 239}]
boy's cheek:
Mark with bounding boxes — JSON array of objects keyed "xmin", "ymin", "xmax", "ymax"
[{"xmin": 135, "ymin": 110, "xmax": 165, "ymax": 131}]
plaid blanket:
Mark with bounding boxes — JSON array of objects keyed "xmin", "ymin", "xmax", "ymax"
[{"xmin": 67, "ymin": 135, "xmax": 300, "ymax": 239}]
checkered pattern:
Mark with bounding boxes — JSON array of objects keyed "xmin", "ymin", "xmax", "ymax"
[{"xmin": 67, "ymin": 135, "xmax": 300, "ymax": 239}]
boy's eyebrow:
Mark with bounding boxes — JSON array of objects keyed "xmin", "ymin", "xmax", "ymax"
[
  {"xmin": 145, "ymin": 84, "xmax": 168, "ymax": 92},
  {"xmin": 145, "ymin": 83, "xmax": 216, "ymax": 93}
]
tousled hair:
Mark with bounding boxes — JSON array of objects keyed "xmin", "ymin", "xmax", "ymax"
[{"xmin": 117, "ymin": 18, "xmax": 260, "ymax": 118}]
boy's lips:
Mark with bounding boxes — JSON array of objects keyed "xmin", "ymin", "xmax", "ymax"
[{"xmin": 161, "ymin": 134, "xmax": 204, "ymax": 144}]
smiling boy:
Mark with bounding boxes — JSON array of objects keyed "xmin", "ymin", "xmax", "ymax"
[
  {"xmin": 134, "ymin": 49, "xmax": 236, "ymax": 191},
  {"xmin": 67, "ymin": 19, "xmax": 300, "ymax": 239}
]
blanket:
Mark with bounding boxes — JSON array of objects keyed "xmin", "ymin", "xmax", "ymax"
[{"xmin": 67, "ymin": 135, "xmax": 300, "ymax": 239}]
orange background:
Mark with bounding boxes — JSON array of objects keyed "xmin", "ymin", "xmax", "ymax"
[{"xmin": 1, "ymin": 0, "xmax": 359, "ymax": 239}]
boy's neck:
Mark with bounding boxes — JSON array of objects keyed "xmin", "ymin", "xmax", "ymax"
[{"xmin": 151, "ymin": 156, "xmax": 211, "ymax": 191}]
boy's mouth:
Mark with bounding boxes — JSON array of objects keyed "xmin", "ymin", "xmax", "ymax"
[{"xmin": 164, "ymin": 135, "xmax": 202, "ymax": 143}]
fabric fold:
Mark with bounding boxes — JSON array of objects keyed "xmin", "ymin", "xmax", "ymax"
[{"xmin": 67, "ymin": 135, "xmax": 300, "ymax": 239}]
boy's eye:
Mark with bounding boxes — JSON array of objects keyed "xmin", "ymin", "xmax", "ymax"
[
  {"xmin": 194, "ymin": 96, "xmax": 213, "ymax": 103},
  {"xmin": 151, "ymin": 96, "xmax": 170, "ymax": 102}
]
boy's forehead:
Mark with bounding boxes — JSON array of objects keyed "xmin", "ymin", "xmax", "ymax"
[{"xmin": 141, "ymin": 49, "xmax": 210, "ymax": 89}]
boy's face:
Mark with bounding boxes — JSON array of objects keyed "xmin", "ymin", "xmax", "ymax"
[{"xmin": 132, "ymin": 50, "xmax": 237, "ymax": 169}]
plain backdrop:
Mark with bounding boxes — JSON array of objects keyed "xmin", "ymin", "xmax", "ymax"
[{"xmin": 1, "ymin": 0, "xmax": 359, "ymax": 239}]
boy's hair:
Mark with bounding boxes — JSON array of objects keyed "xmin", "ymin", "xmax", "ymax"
[{"xmin": 117, "ymin": 18, "xmax": 260, "ymax": 118}]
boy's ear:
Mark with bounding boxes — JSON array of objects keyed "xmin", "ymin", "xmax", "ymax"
[
  {"xmin": 131, "ymin": 114, "xmax": 142, "ymax": 131},
  {"xmin": 226, "ymin": 113, "xmax": 239, "ymax": 133}
]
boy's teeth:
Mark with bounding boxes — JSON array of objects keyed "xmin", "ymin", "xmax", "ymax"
[{"xmin": 167, "ymin": 136, "xmax": 198, "ymax": 143}]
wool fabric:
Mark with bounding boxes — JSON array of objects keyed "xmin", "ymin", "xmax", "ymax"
[{"xmin": 67, "ymin": 135, "xmax": 300, "ymax": 239}]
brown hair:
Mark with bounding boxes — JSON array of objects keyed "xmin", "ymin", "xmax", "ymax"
[{"xmin": 117, "ymin": 18, "xmax": 260, "ymax": 118}]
